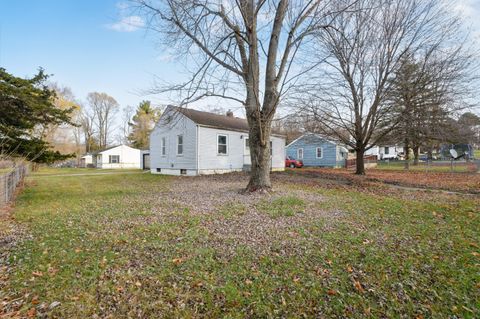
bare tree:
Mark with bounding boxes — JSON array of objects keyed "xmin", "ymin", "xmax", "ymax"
[
  {"xmin": 297, "ymin": 0, "xmax": 467, "ymax": 174},
  {"xmin": 87, "ymin": 92, "xmax": 119, "ymax": 149},
  {"xmin": 80, "ymin": 104, "xmax": 97, "ymax": 153},
  {"xmin": 116, "ymin": 105, "xmax": 135, "ymax": 146},
  {"xmin": 135, "ymin": 0, "xmax": 346, "ymax": 192}
]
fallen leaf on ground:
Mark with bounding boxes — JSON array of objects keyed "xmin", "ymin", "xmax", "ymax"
[
  {"xmin": 27, "ymin": 308, "xmax": 36, "ymax": 317},
  {"xmin": 172, "ymin": 258, "xmax": 184, "ymax": 265},
  {"xmin": 354, "ymin": 280, "xmax": 365, "ymax": 293}
]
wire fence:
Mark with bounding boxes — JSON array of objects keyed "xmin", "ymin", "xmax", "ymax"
[
  {"xmin": 376, "ymin": 159, "xmax": 479, "ymax": 173},
  {"xmin": 0, "ymin": 164, "xmax": 29, "ymax": 208}
]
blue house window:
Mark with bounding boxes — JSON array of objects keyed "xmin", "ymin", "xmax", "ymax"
[
  {"xmin": 316, "ymin": 147, "xmax": 323, "ymax": 159},
  {"xmin": 297, "ymin": 148, "xmax": 304, "ymax": 160}
]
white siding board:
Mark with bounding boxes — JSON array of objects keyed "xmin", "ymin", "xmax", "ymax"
[
  {"xmin": 150, "ymin": 108, "xmax": 286, "ymax": 175},
  {"xmin": 95, "ymin": 145, "xmax": 141, "ymax": 169},
  {"xmin": 150, "ymin": 109, "xmax": 197, "ymax": 174}
]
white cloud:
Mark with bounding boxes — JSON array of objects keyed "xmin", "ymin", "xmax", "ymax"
[{"xmin": 107, "ymin": 15, "xmax": 145, "ymax": 32}]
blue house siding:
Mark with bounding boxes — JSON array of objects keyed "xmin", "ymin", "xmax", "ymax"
[{"xmin": 286, "ymin": 134, "xmax": 345, "ymax": 167}]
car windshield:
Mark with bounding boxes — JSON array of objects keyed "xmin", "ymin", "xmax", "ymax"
[{"xmin": 287, "ymin": 156, "xmax": 296, "ymax": 160}]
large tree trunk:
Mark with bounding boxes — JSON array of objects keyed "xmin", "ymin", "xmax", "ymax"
[
  {"xmin": 355, "ymin": 148, "xmax": 365, "ymax": 175},
  {"xmin": 413, "ymin": 145, "xmax": 420, "ymax": 165},
  {"xmin": 404, "ymin": 141, "xmax": 410, "ymax": 170},
  {"xmin": 246, "ymin": 124, "xmax": 272, "ymax": 192}
]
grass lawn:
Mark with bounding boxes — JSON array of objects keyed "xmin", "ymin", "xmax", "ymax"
[
  {"xmin": 376, "ymin": 161, "xmax": 475, "ymax": 173},
  {"xmin": 475, "ymin": 149, "xmax": 480, "ymax": 159},
  {"xmin": 32, "ymin": 167, "xmax": 142, "ymax": 176},
  {"xmin": 1, "ymin": 168, "xmax": 479, "ymax": 318}
]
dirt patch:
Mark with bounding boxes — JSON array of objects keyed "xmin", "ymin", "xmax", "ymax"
[{"xmin": 144, "ymin": 173, "xmax": 344, "ymax": 258}]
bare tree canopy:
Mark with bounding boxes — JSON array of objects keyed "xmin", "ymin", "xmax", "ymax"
[
  {"xmin": 134, "ymin": 0, "xmax": 346, "ymax": 191},
  {"xmin": 87, "ymin": 92, "xmax": 120, "ymax": 150},
  {"xmin": 294, "ymin": 0, "xmax": 477, "ymax": 174}
]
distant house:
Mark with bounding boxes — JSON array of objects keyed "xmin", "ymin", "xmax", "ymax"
[
  {"xmin": 149, "ymin": 106, "xmax": 286, "ymax": 175},
  {"xmin": 93, "ymin": 145, "xmax": 141, "ymax": 169},
  {"xmin": 365, "ymin": 145, "xmax": 404, "ymax": 160},
  {"xmin": 286, "ymin": 133, "xmax": 348, "ymax": 168},
  {"xmin": 79, "ymin": 154, "xmax": 93, "ymax": 168}
]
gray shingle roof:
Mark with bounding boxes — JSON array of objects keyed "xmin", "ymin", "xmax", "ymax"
[{"xmin": 171, "ymin": 107, "xmax": 285, "ymax": 136}]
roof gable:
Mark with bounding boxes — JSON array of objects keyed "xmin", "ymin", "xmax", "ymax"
[{"xmin": 287, "ymin": 133, "xmax": 337, "ymax": 148}]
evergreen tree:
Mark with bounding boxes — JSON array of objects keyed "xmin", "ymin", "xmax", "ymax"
[
  {"xmin": 127, "ymin": 101, "xmax": 160, "ymax": 149},
  {"xmin": 0, "ymin": 68, "xmax": 75, "ymax": 163}
]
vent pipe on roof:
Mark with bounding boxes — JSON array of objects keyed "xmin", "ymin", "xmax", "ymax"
[{"xmin": 226, "ymin": 110, "xmax": 234, "ymax": 117}]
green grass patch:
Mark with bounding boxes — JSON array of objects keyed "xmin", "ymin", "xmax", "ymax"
[
  {"xmin": 474, "ymin": 149, "xmax": 480, "ymax": 158},
  {"xmin": 217, "ymin": 202, "xmax": 248, "ymax": 219},
  {"xmin": 257, "ymin": 195, "xmax": 306, "ymax": 218},
  {"xmin": 376, "ymin": 161, "xmax": 472, "ymax": 172},
  {"xmin": 32, "ymin": 167, "xmax": 142, "ymax": 176},
  {"xmin": 4, "ymin": 169, "xmax": 479, "ymax": 318}
]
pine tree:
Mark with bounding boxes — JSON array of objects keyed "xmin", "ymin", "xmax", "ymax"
[
  {"xmin": 0, "ymin": 68, "xmax": 75, "ymax": 163},
  {"xmin": 127, "ymin": 101, "xmax": 160, "ymax": 149}
]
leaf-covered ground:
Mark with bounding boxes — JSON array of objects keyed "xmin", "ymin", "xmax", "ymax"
[
  {"xmin": 294, "ymin": 167, "xmax": 480, "ymax": 194},
  {"xmin": 1, "ymin": 169, "xmax": 479, "ymax": 318}
]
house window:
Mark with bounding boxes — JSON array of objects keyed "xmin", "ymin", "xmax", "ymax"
[
  {"xmin": 180, "ymin": 169, "xmax": 187, "ymax": 175},
  {"xmin": 109, "ymin": 155, "xmax": 120, "ymax": 164},
  {"xmin": 218, "ymin": 134, "xmax": 228, "ymax": 155},
  {"xmin": 297, "ymin": 148, "xmax": 304, "ymax": 160},
  {"xmin": 316, "ymin": 147, "xmax": 323, "ymax": 159},
  {"xmin": 156, "ymin": 168, "xmax": 161, "ymax": 172},
  {"xmin": 161, "ymin": 137, "xmax": 166, "ymax": 156},
  {"xmin": 384, "ymin": 147, "xmax": 389, "ymax": 154},
  {"xmin": 245, "ymin": 138, "xmax": 250, "ymax": 154},
  {"xmin": 177, "ymin": 135, "xmax": 183, "ymax": 155}
]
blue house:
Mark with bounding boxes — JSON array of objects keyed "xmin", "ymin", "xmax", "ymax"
[{"xmin": 286, "ymin": 133, "xmax": 348, "ymax": 168}]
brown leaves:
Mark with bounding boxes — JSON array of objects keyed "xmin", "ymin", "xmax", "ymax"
[
  {"xmin": 327, "ymin": 289, "xmax": 337, "ymax": 296},
  {"xmin": 172, "ymin": 258, "xmax": 185, "ymax": 265},
  {"xmin": 353, "ymin": 280, "xmax": 365, "ymax": 293},
  {"xmin": 26, "ymin": 307, "xmax": 36, "ymax": 318}
]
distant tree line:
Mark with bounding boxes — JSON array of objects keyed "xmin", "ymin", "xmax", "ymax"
[{"xmin": 1, "ymin": 67, "xmax": 161, "ymax": 165}]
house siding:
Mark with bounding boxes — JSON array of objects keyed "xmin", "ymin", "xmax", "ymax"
[
  {"xmin": 95, "ymin": 145, "xmax": 141, "ymax": 169},
  {"xmin": 286, "ymin": 135, "xmax": 343, "ymax": 167},
  {"xmin": 150, "ymin": 108, "xmax": 198, "ymax": 175},
  {"xmin": 150, "ymin": 108, "xmax": 286, "ymax": 176},
  {"xmin": 197, "ymin": 127, "xmax": 285, "ymax": 174}
]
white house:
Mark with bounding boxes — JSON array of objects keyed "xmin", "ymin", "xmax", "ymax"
[
  {"xmin": 149, "ymin": 106, "xmax": 286, "ymax": 176},
  {"xmin": 365, "ymin": 145, "xmax": 404, "ymax": 160},
  {"xmin": 93, "ymin": 145, "xmax": 141, "ymax": 169},
  {"xmin": 79, "ymin": 154, "xmax": 93, "ymax": 168}
]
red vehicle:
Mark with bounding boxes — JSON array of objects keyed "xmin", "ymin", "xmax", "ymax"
[{"xmin": 285, "ymin": 156, "xmax": 303, "ymax": 168}]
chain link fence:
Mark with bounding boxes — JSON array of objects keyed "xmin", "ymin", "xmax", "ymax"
[
  {"xmin": 0, "ymin": 164, "xmax": 29, "ymax": 207},
  {"xmin": 377, "ymin": 159, "xmax": 479, "ymax": 173}
]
